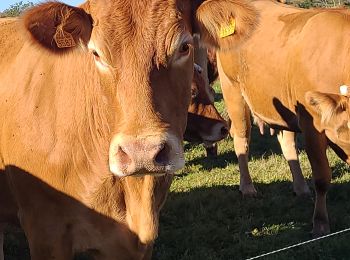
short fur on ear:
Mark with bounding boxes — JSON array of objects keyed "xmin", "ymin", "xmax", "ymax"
[
  {"xmin": 23, "ymin": 2, "xmax": 93, "ymax": 52},
  {"xmin": 192, "ymin": 0, "xmax": 259, "ymax": 50},
  {"xmin": 305, "ymin": 91, "xmax": 349, "ymax": 124}
]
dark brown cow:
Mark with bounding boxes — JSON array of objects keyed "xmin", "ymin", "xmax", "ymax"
[
  {"xmin": 185, "ymin": 64, "xmax": 229, "ymax": 156},
  {"xmin": 217, "ymin": 0, "xmax": 350, "ymax": 236},
  {"xmin": 192, "ymin": 39, "xmax": 227, "ymax": 157},
  {"xmin": 0, "ymin": 1, "xmax": 257, "ymax": 259}
]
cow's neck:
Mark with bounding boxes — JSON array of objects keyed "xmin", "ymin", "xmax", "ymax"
[
  {"xmin": 123, "ymin": 175, "xmax": 172, "ymax": 244},
  {"xmin": 89, "ymin": 175, "xmax": 172, "ymax": 245},
  {"xmin": 123, "ymin": 175, "xmax": 157, "ymax": 245}
]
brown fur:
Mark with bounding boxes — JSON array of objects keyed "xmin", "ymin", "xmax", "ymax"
[{"xmin": 0, "ymin": 0, "xmax": 257, "ymax": 259}]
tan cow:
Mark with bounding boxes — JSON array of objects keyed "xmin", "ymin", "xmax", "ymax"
[
  {"xmin": 196, "ymin": 46, "xmax": 310, "ymax": 196},
  {"xmin": 0, "ymin": 1, "xmax": 257, "ymax": 259},
  {"xmin": 185, "ymin": 64, "xmax": 229, "ymax": 157},
  {"xmin": 218, "ymin": 0, "xmax": 350, "ymax": 236}
]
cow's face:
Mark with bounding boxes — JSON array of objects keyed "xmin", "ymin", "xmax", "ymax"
[
  {"xmin": 23, "ymin": 0, "xmax": 257, "ymax": 177},
  {"xmin": 306, "ymin": 91, "xmax": 350, "ymax": 163},
  {"xmin": 185, "ymin": 64, "xmax": 228, "ymax": 144}
]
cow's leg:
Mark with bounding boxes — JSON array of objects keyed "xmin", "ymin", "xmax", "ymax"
[
  {"xmin": 219, "ymin": 77, "xmax": 255, "ymax": 196},
  {"xmin": 233, "ymin": 111, "xmax": 255, "ymax": 196},
  {"xmin": 204, "ymin": 142, "xmax": 218, "ymax": 157},
  {"xmin": 0, "ymin": 225, "xmax": 4, "ymax": 260},
  {"xmin": 302, "ymin": 128, "xmax": 331, "ymax": 236},
  {"xmin": 277, "ymin": 131, "xmax": 310, "ymax": 196}
]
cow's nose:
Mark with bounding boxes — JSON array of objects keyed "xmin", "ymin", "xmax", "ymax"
[
  {"xmin": 116, "ymin": 142, "xmax": 169, "ymax": 167},
  {"xmin": 221, "ymin": 125, "xmax": 229, "ymax": 138},
  {"xmin": 154, "ymin": 143, "xmax": 171, "ymax": 165},
  {"xmin": 109, "ymin": 134, "xmax": 184, "ymax": 177}
]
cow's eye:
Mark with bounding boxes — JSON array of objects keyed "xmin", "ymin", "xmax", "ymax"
[
  {"xmin": 92, "ymin": 50, "xmax": 100, "ymax": 59},
  {"xmin": 179, "ymin": 42, "xmax": 191, "ymax": 55},
  {"xmin": 91, "ymin": 49, "xmax": 110, "ymax": 70},
  {"xmin": 92, "ymin": 50, "xmax": 99, "ymax": 57}
]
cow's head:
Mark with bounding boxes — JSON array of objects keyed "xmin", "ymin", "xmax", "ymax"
[
  {"xmin": 306, "ymin": 91, "xmax": 350, "ymax": 163},
  {"xmin": 185, "ymin": 64, "xmax": 228, "ymax": 144},
  {"xmin": 23, "ymin": 0, "xmax": 257, "ymax": 177}
]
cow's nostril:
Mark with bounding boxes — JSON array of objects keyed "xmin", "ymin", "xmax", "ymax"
[
  {"xmin": 154, "ymin": 143, "xmax": 170, "ymax": 165},
  {"xmin": 116, "ymin": 146, "xmax": 132, "ymax": 166},
  {"xmin": 221, "ymin": 126, "xmax": 229, "ymax": 137}
]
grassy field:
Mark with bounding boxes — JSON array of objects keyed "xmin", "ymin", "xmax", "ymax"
[
  {"xmin": 152, "ymin": 82, "xmax": 350, "ymax": 260},
  {"xmin": 4, "ymin": 83, "xmax": 350, "ymax": 259}
]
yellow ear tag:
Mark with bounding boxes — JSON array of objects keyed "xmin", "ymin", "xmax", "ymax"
[
  {"xmin": 54, "ymin": 29, "xmax": 76, "ymax": 48},
  {"xmin": 219, "ymin": 18, "xmax": 236, "ymax": 38}
]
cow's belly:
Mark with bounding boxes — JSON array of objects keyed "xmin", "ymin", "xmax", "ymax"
[{"xmin": 241, "ymin": 83, "xmax": 299, "ymax": 131}]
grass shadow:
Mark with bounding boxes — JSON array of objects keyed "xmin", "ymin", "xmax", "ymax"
[{"xmin": 186, "ymin": 149, "xmax": 237, "ymax": 171}]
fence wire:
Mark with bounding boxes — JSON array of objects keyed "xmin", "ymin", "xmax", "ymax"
[{"xmin": 246, "ymin": 227, "xmax": 350, "ymax": 260}]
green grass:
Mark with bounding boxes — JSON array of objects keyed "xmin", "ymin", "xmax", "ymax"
[
  {"xmin": 4, "ymin": 83, "xmax": 350, "ymax": 259},
  {"xmin": 153, "ymin": 82, "xmax": 350, "ymax": 260}
]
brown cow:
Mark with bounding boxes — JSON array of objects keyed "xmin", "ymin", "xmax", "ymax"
[
  {"xmin": 217, "ymin": 0, "xmax": 350, "ymax": 236},
  {"xmin": 0, "ymin": 1, "xmax": 257, "ymax": 259},
  {"xmin": 185, "ymin": 64, "xmax": 229, "ymax": 157},
  {"xmin": 197, "ymin": 46, "xmax": 310, "ymax": 196},
  {"xmin": 192, "ymin": 39, "xmax": 228, "ymax": 157}
]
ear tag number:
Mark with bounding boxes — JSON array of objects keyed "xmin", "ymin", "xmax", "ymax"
[
  {"xmin": 219, "ymin": 18, "xmax": 236, "ymax": 38},
  {"xmin": 54, "ymin": 29, "xmax": 76, "ymax": 48}
]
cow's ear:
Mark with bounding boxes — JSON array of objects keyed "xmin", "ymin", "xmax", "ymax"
[
  {"xmin": 305, "ymin": 91, "xmax": 349, "ymax": 124},
  {"xmin": 23, "ymin": 2, "xmax": 92, "ymax": 52},
  {"xmin": 192, "ymin": 0, "xmax": 258, "ymax": 50}
]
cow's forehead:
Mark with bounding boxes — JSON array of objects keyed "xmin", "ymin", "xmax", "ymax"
[
  {"xmin": 87, "ymin": 0, "xmax": 192, "ymax": 68},
  {"xmin": 89, "ymin": 0, "xmax": 190, "ymax": 35}
]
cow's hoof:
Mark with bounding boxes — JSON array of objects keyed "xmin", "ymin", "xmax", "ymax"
[
  {"xmin": 293, "ymin": 182, "xmax": 311, "ymax": 197},
  {"xmin": 312, "ymin": 222, "xmax": 330, "ymax": 238},
  {"xmin": 239, "ymin": 184, "xmax": 257, "ymax": 197}
]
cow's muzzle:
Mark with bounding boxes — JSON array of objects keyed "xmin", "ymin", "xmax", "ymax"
[{"xmin": 109, "ymin": 133, "xmax": 184, "ymax": 177}]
